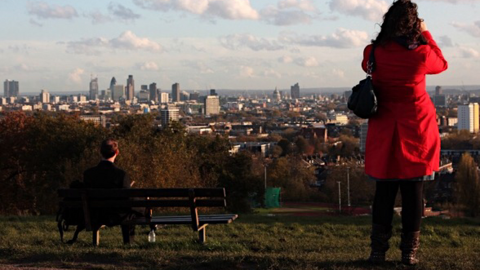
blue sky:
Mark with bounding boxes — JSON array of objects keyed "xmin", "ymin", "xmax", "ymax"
[{"xmin": 1, "ymin": 0, "xmax": 479, "ymax": 93}]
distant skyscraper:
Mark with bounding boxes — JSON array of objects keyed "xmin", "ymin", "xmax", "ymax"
[
  {"xmin": 434, "ymin": 94, "xmax": 446, "ymax": 107},
  {"xmin": 172, "ymin": 83, "xmax": 180, "ymax": 102},
  {"xmin": 89, "ymin": 77, "xmax": 99, "ymax": 100},
  {"xmin": 39, "ymin": 89, "xmax": 50, "ymax": 103},
  {"xmin": 458, "ymin": 103, "xmax": 479, "ymax": 133},
  {"xmin": 4, "ymin": 80, "xmax": 19, "ymax": 98},
  {"xmin": 291, "ymin": 83, "xmax": 300, "ymax": 99},
  {"xmin": 190, "ymin": 91, "xmax": 200, "ymax": 101},
  {"xmin": 138, "ymin": 90, "xmax": 149, "ymax": 102},
  {"xmin": 160, "ymin": 92, "xmax": 169, "ymax": 103},
  {"xmin": 204, "ymin": 94, "xmax": 220, "ymax": 115},
  {"xmin": 435, "ymin": 86, "xmax": 443, "ymax": 95},
  {"xmin": 273, "ymin": 87, "xmax": 281, "ymax": 102},
  {"xmin": 210, "ymin": 89, "xmax": 217, "ymax": 96},
  {"xmin": 161, "ymin": 106, "xmax": 180, "ymax": 126},
  {"xmin": 109, "ymin": 77, "xmax": 116, "ymax": 98},
  {"xmin": 149, "ymin": 83, "xmax": 158, "ymax": 102},
  {"xmin": 126, "ymin": 75, "xmax": 135, "ymax": 101},
  {"xmin": 360, "ymin": 121, "xmax": 369, "ymax": 153},
  {"xmin": 113, "ymin": 85, "xmax": 124, "ymax": 101}
]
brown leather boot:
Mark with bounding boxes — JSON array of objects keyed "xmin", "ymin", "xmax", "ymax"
[
  {"xmin": 368, "ymin": 224, "xmax": 392, "ymax": 263},
  {"xmin": 400, "ymin": 231, "xmax": 420, "ymax": 265}
]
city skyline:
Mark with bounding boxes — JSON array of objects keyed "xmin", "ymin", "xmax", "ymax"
[{"xmin": 1, "ymin": 0, "xmax": 480, "ymax": 93}]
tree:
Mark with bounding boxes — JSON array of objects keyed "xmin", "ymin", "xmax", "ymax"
[{"xmin": 455, "ymin": 153, "xmax": 480, "ymax": 217}]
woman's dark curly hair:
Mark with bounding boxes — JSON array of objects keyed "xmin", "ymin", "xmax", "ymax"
[{"xmin": 373, "ymin": 0, "xmax": 427, "ymax": 46}]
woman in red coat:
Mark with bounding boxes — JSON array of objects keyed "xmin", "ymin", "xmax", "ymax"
[{"xmin": 362, "ymin": 0, "xmax": 447, "ymax": 265}]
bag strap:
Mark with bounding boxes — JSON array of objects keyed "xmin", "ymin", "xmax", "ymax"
[{"xmin": 367, "ymin": 44, "xmax": 376, "ymax": 75}]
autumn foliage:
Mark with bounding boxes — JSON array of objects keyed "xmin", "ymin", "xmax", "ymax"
[{"xmin": 0, "ymin": 112, "xmax": 263, "ymax": 215}]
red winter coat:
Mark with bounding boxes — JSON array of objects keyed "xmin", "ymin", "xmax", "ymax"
[{"xmin": 362, "ymin": 31, "xmax": 448, "ymax": 179}]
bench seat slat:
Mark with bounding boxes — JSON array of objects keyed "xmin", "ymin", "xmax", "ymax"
[{"xmin": 122, "ymin": 214, "xmax": 238, "ymax": 226}]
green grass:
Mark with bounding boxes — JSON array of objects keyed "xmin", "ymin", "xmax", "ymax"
[{"xmin": 0, "ymin": 214, "xmax": 479, "ymax": 269}]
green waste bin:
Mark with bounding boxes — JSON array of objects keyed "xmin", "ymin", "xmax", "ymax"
[{"xmin": 265, "ymin": 187, "xmax": 281, "ymax": 208}]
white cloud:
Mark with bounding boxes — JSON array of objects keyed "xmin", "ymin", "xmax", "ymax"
[
  {"xmin": 438, "ymin": 35, "xmax": 454, "ymax": 47},
  {"xmin": 278, "ymin": 0, "xmax": 317, "ymax": 12},
  {"xmin": 261, "ymin": 0, "xmax": 319, "ymax": 26},
  {"xmin": 332, "ymin": 68, "xmax": 345, "ymax": 78},
  {"xmin": 66, "ymin": 31, "xmax": 163, "ymax": 55},
  {"xmin": 27, "ymin": 1, "xmax": 78, "ymax": 20},
  {"xmin": 111, "ymin": 31, "xmax": 162, "ymax": 51},
  {"xmin": 134, "ymin": 0, "xmax": 259, "ymax": 20},
  {"xmin": 108, "ymin": 3, "xmax": 141, "ymax": 22},
  {"xmin": 279, "ymin": 28, "xmax": 369, "ymax": 48},
  {"xmin": 85, "ymin": 11, "xmax": 112, "ymax": 24},
  {"xmin": 329, "ymin": 0, "xmax": 388, "ymax": 22},
  {"xmin": 136, "ymin": 61, "xmax": 159, "ymax": 71},
  {"xmin": 68, "ymin": 68, "xmax": 85, "ymax": 83},
  {"xmin": 219, "ymin": 34, "xmax": 284, "ymax": 51},
  {"xmin": 459, "ymin": 47, "xmax": 480, "ymax": 58},
  {"xmin": 240, "ymin": 65, "xmax": 255, "ymax": 77},
  {"xmin": 294, "ymin": 56, "xmax": 319, "ymax": 67},
  {"xmin": 182, "ymin": 61, "xmax": 214, "ymax": 73},
  {"xmin": 278, "ymin": 55, "xmax": 293, "ymax": 63},
  {"xmin": 452, "ymin": 21, "xmax": 480, "ymax": 38},
  {"xmin": 263, "ymin": 69, "xmax": 282, "ymax": 78},
  {"xmin": 261, "ymin": 8, "xmax": 315, "ymax": 26},
  {"xmin": 8, "ymin": 44, "xmax": 30, "ymax": 55}
]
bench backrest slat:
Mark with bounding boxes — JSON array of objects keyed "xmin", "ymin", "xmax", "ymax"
[
  {"xmin": 58, "ymin": 188, "xmax": 226, "ymax": 198},
  {"xmin": 59, "ymin": 199, "xmax": 226, "ymax": 208}
]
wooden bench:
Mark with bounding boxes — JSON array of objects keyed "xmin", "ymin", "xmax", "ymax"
[{"xmin": 57, "ymin": 188, "xmax": 238, "ymax": 246}]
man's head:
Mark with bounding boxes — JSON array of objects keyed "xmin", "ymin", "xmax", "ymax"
[{"xmin": 100, "ymin": 139, "xmax": 119, "ymax": 160}]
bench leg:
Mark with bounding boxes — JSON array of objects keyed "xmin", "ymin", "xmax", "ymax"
[
  {"xmin": 93, "ymin": 229, "xmax": 100, "ymax": 246},
  {"xmin": 199, "ymin": 227, "xmax": 206, "ymax": 243},
  {"xmin": 121, "ymin": 225, "xmax": 135, "ymax": 245}
]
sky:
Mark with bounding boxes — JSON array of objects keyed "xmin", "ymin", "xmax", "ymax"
[{"xmin": 1, "ymin": 0, "xmax": 480, "ymax": 93}]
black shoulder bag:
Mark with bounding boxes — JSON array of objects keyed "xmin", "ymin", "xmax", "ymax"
[{"xmin": 348, "ymin": 45, "xmax": 377, "ymax": 119}]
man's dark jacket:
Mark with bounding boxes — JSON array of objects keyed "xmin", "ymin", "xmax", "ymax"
[{"xmin": 83, "ymin": 160, "xmax": 132, "ymax": 226}]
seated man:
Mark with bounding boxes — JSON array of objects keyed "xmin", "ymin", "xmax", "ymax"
[{"xmin": 83, "ymin": 138, "xmax": 137, "ymax": 243}]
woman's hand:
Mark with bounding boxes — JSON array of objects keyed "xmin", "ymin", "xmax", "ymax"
[{"xmin": 420, "ymin": 21, "xmax": 428, "ymax": 32}]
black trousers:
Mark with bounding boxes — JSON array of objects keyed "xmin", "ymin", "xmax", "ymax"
[{"xmin": 372, "ymin": 181, "xmax": 424, "ymax": 233}]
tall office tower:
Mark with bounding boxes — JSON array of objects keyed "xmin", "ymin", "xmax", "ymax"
[
  {"xmin": 210, "ymin": 89, "xmax": 217, "ymax": 96},
  {"xmin": 160, "ymin": 106, "xmax": 180, "ymax": 126},
  {"xmin": 434, "ymin": 94, "xmax": 446, "ymax": 107},
  {"xmin": 360, "ymin": 121, "xmax": 369, "ymax": 153},
  {"xmin": 4, "ymin": 80, "xmax": 19, "ymax": 97},
  {"xmin": 113, "ymin": 85, "xmax": 124, "ymax": 101},
  {"xmin": 149, "ymin": 83, "xmax": 158, "ymax": 102},
  {"xmin": 435, "ymin": 86, "xmax": 442, "ymax": 95},
  {"xmin": 458, "ymin": 103, "xmax": 479, "ymax": 133},
  {"xmin": 138, "ymin": 90, "xmax": 149, "ymax": 102},
  {"xmin": 101, "ymin": 89, "xmax": 111, "ymax": 101},
  {"xmin": 109, "ymin": 77, "xmax": 116, "ymax": 98},
  {"xmin": 204, "ymin": 95, "xmax": 220, "ymax": 115},
  {"xmin": 89, "ymin": 77, "xmax": 99, "ymax": 100},
  {"xmin": 160, "ymin": 92, "xmax": 169, "ymax": 103},
  {"xmin": 273, "ymin": 87, "xmax": 281, "ymax": 102},
  {"xmin": 190, "ymin": 91, "xmax": 199, "ymax": 101},
  {"xmin": 141, "ymin": 85, "xmax": 148, "ymax": 90},
  {"xmin": 126, "ymin": 75, "xmax": 135, "ymax": 101},
  {"xmin": 291, "ymin": 83, "xmax": 300, "ymax": 99},
  {"xmin": 39, "ymin": 89, "xmax": 50, "ymax": 103},
  {"xmin": 172, "ymin": 83, "xmax": 180, "ymax": 102}
]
